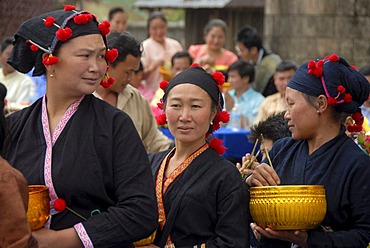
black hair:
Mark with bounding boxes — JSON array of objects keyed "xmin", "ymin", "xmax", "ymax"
[
  {"xmin": 171, "ymin": 51, "xmax": 193, "ymax": 66},
  {"xmin": 276, "ymin": 60, "xmax": 298, "ymax": 73},
  {"xmin": 0, "ymin": 36, "xmax": 14, "ymax": 53},
  {"xmin": 107, "ymin": 31, "xmax": 142, "ymax": 67},
  {"xmin": 108, "ymin": 7, "xmax": 125, "ymax": 21},
  {"xmin": 249, "ymin": 111, "xmax": 291, "ymax": 144},
  {"xmin": 236, "ymin": 26, "xmax": 262, "ymax": 50},
  {"xmin": 359, "ymin": 65, "xmax": 370, "ymax": 76},
  {"xmin": 203, "ymin": 19, "xmax": 227, "ymax": 37},
  {"xmin": 227, "ymin": 59, "xmax": 255, "ymax": 83}
]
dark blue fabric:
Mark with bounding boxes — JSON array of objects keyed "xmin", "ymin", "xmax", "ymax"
[
  {"xmin": 258, "ymin": 126, "xmax": 370, "ymax": 247},
  {"xmin": 288, "ymin": 57, "xmax": 370, "ymax": 114}
]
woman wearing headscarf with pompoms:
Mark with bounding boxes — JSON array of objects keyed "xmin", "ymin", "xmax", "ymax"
[
  {"xmin": 145, "ymin": 65, "xmax": 250, "ymax": 248},
  {"xmin": 245, "ymin": 54, "xmax": 370, "ymax": 247},
  {"xmin": 4, "ymin": 5, "xmax": 157, "ymax": 247}
]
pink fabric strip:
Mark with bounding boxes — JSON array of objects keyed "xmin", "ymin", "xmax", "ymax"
[
  {"xmin": 320, "ymin": 76, "xmax": 344, "ymax": 104},
  {"xmin": 74, "ymin": 223, "xmax": 94, "ymax": 248},
  {"xmin": 41, "ymin": 95, "xmax": 84, "ymax": 224}
]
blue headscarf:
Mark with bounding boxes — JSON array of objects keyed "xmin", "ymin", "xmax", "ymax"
[{"xmin": 288, "ymin": 55, "xmax": 370, "ymax": 114}]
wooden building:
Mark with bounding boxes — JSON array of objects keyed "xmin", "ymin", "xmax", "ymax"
[{"xmin": 134, "ymin": 0, "xmax": 265, "ymax": 50}]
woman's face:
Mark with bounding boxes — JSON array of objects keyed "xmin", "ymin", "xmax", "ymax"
[
  {"xmin": 284, "ymin": 87, "xmax": 319, "ymax": 140},
  {"xmin": 166, "ymin": 83, "xmax": 216, "ymax": 146},
  {"xmin": 52, "ymin": 34, "xmax": 107, "ymax": 97},
  {"xmin": 148, "ymin": 17, "xmax": 167, "ymax": 43},
  {"xmin": 204, "ymin": 26, "xmax": 226, "ymax": 51},
  {"xmin": 110, "ymin": 12, "xmax": 128, "ymax": 32}
]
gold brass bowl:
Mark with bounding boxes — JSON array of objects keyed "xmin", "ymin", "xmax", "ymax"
[
  {"xmin": 27, "ymin": 185, "xmax": 50, "ymax": 231},
  {"xmin": 249, "ymin": 185, "xmax": 327, "ymax": 230},
  {"xmin": 133, "ymin": 229, "xmax": 157, "ymax": 246}
]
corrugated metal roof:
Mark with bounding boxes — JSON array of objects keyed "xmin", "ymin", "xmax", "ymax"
[{"xmin": 134, "ymin": 0, "xmax": 264, "ymax": 9}]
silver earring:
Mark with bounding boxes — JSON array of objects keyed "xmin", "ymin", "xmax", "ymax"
[{"xmin": 210, "ymin": 121, "xmax": 213, "ymax": 125}]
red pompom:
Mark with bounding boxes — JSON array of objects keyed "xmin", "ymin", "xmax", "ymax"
[
  {"xmin": 54, "ymin": 198, "xmax": 67, "ymax": 212},
  {"xmin": 307, "ymin": 60, "xmax": 323, "ymax": 77},
  {"xmin": 44, "ymin": 16, "xmax": 56, "ymax": 27},
  {"xmin": 307, "ymin": 60, "xmax": 316, "ymax": 69},
  {"xmin": 211, "ymin": 122, "xmax": 221, "ymax": 132},
  {"xmin": 105, "ymin": 48, "xmax": 118, "ymax": 63},
  {"xmin": 217, "ymin": 111, "xmax": 230, "ymax": 123},
  {"xmin": 64, "ymin": 5, "xmax": 76, "ymax": 11},
  {"xmin": 156, "ymin": 113, "xmax": 167, "ymax": 125},
  {"xmin": 98, "ymin": 21, "xmax": 110, "ymax": 36},
  {"xmin": 316, "ymin": 60, "xmax": 324, "ymax": 67},
  {"xmin": 352, "ymin": 111, "xmax": 362, "ymax": 121},
  {"xmin": 343, "ymin": 93, "xmax": 352, "ymax": 103},
  {"xmin": 42, "ymin": 54, "xmax": 59, "ymax": 66},
  {"xmin": 159, "ymin": 80, "xmax": 169, "ymax": 91},
  {"xmin": 100, "ymin": 76, "xmax": 114, "ymax": 88},
  {"xmin": 328, "ymin": 54, "xmax": 339, "ymax": 62},
  {"xmin": 157, "ymin": 102, "xmax": 164, "ymax": 110},
  {"xmin": 208, "ymin": 137, "xmax": 226, "ymax": 155},
  {"xmin": 190, "ymin": 63, "xmax": 200, "ymax": 68},
  {"xmin": 346, "ymin": 124, "xmax": 356, "ymax": 133},
  {"xmin": 337, "ymin": 85, "xmax": 346, "ymax": 94},
  {"xmin": 212, "ymin": 71, "xmax": 225, "ymax": 86},
  {"xmin": 354, "ymin": 124, "xmax": 363, "ymax": 132},
  {"xmin": 30, "ymin": 44, "xmax": 39, "ymax": 52},
  {"xmin": 73, "ymin": 14, "xmax": 90, "ymax": 25},
  {"xmin": 313, "ymin": 67, "xmax": 323, "ymax": 77},
  {"xmin": 56, "ymin": 27, "xmax": 72, "ymax": 42},
  {"xmin": 327, "ymin": 97, "xmax": 337, "ymax": 106}
]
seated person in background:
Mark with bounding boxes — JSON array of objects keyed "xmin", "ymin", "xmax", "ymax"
[
  {"xmin": 235, "ymin": 26, "xmax": 282, "ymax": 97},
  {"xmin": 27, "ymin": 67, "xmax": 46, "ymax": 103},
  {"xmin": 188, "ymin": 19, "xmax": 237, "ymax": 73},
  {"xmin": 224, "ymin": 59, "xmax": 264, "ymax": 128},
  {"xmin": 248, "ymin": 111, "xmax": 291, "ymax": 161},
  {"xmin": 359, "ymin": 65, "xmax": 370, "ymax": 132},
  {"xmin": 95, "ymin": 31, "xmax": 173, "ymax": 154},
  {"xmin": 0, "ymin": 36, "xmax": 35, "ymax": 108},
  {"xmin": 237, "ymin": 111, "xmax": 291, "ymax": 185},
  {"xmin": 0, "ymin": 83, "xmax": 38, "ymax": 248},
  {"xmin": 255, "ymin": 60, "xmax": 297, "ymax": 123},
  {"xmin": 147, "ymin": 65, "xmax": 250, "ymax": 247},
  {"xmin": 5, "ymin": 7, "xmax": 157, "ymax": 247},
  {"xmin": 150, "ymin": 51, "xmax": 193, "ymax": 120},
  {"xmin": 246, "ymin": 54, "xmax": 370, "ymax": 247},
  {"xmin": 108, "ymin": 7, "xmax": 128, "ymax": 32}
]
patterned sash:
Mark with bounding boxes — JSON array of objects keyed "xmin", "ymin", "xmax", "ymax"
[{"xmin": 156, "ymin": 143, "xmax": 209, "ymax": 246}]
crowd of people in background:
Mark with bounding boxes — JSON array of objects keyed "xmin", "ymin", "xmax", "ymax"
[{"xmin": 0, "ymin": 4, "xmax": 370, "ymax": 248}]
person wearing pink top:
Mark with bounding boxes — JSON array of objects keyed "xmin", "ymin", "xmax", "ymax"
[
  {"xmin": 141, "ymin": 11, "xmax": 183, "ymax": 102},
  {"xmin": 188, "ymin": 19, "xmax": 238, "ymax": 73}
]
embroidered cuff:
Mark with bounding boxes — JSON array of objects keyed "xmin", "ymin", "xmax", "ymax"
[{"xmin": 74, "ymin": 222, "xmax": 94, "ymax": 248}]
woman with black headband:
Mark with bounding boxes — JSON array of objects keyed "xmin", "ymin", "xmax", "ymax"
[
  {"xmin": 4, "ymin": 6, "xmax": 157, "ymax": 247},
  {"xmin": 245, "ymin": 54, "xmax": 370, "ymax": 247},
  {"xmin": 145, "ymin": 65, "xmax": 250, "ymax": 247}
]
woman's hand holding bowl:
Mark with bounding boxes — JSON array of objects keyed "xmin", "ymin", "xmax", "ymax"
[{"xmin": 246, "ymin": 163, "xmax": 280, "ymax": 187}]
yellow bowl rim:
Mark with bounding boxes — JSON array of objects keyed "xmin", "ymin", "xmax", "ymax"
[
  {"xmin": 28, "ymin": 185, "xmax": 49, "ymax": 195},
  {"xmin": 250, "ymin": 185, "xmax": 325, "ymax": 191}
]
